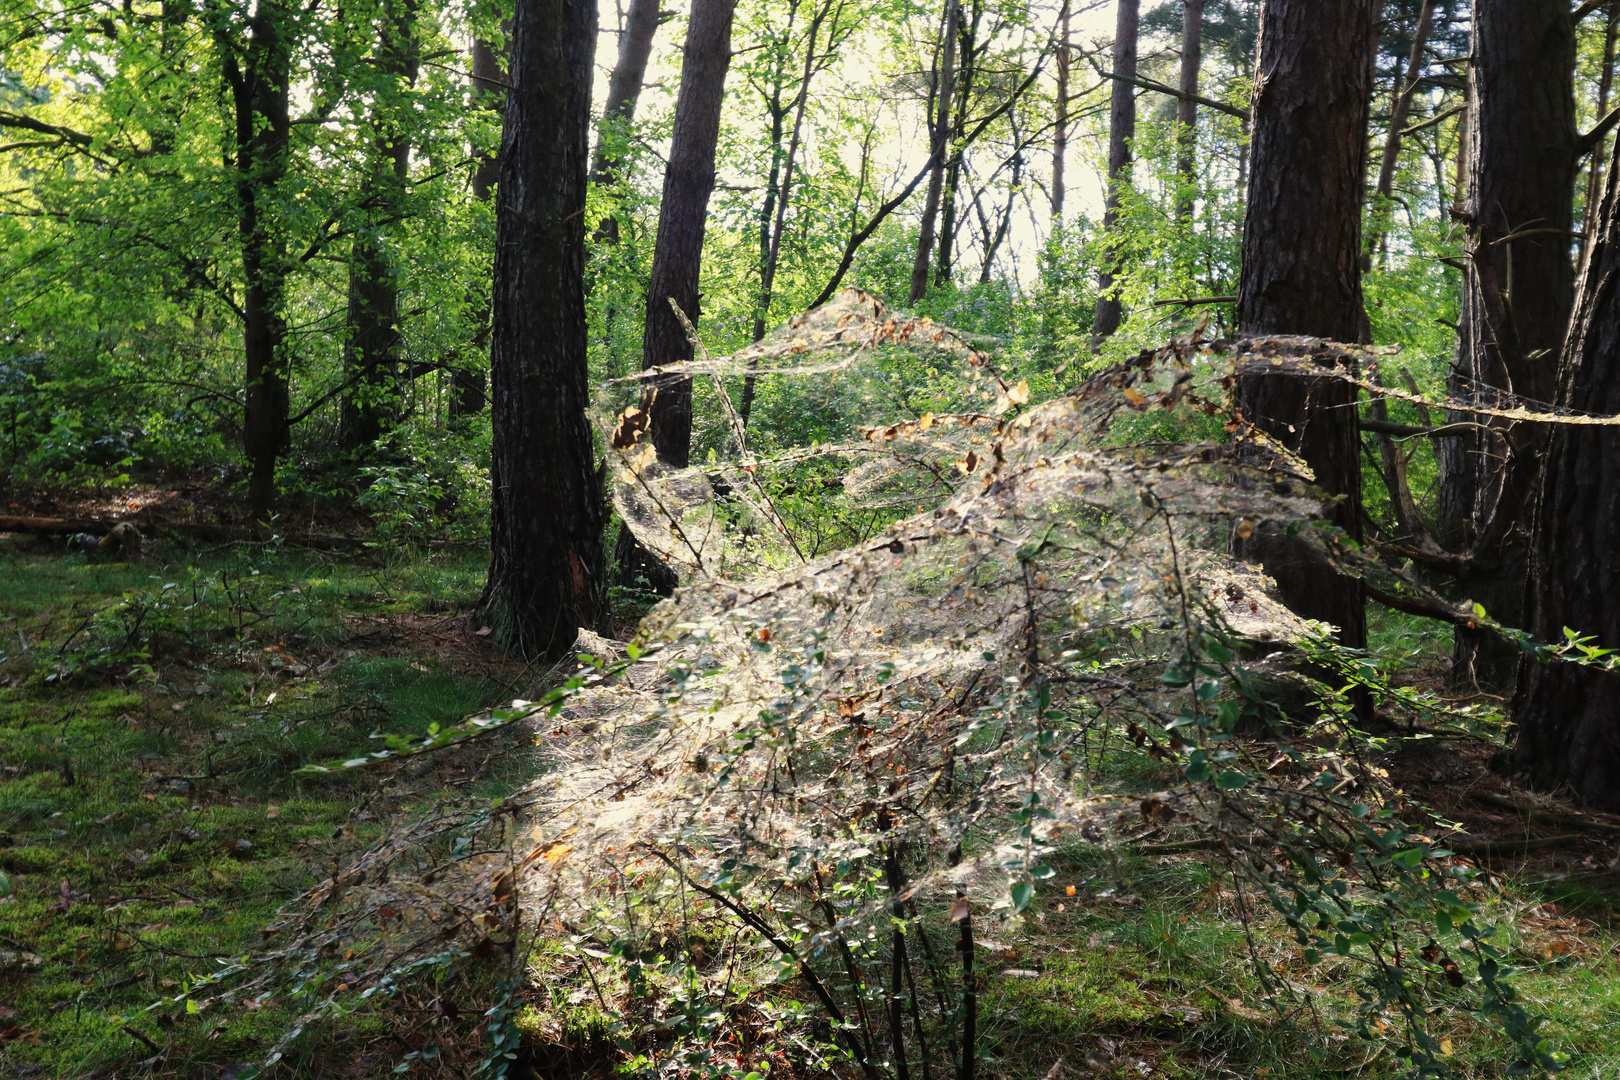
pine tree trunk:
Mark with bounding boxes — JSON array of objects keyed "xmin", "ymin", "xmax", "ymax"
[
  {"xmin": 340, "ymin": 0, "xmax": 418, "ymax": 451},
  {"xmin": 1090, "ymin": 0, "xmax": 1138, "ymax": 348},
  {"xmin": 1234, "ymin": 0, "xmax": 1379, "ymax": 650},
  {"xmin": 1175, "ymin": 0, "xmax": 1202, "ymax": 224},
  {"xmin": 640, "ymin": 0, "xmax": 740, "ymax": 469},
  {"xmin": 227, "ymin": 0, "xmax": 294, "ymax": 518},
  {"xmin": 1442, "ymin": 0, "xmax": 1575, "ymax": 690},
  {"xmin": 480, "ymin": 0, "xmax": 607, "ymax": 661},
  {"xmin": 1510, "ymin": 130, "xmax": 1620, "ymax": 810},
  {"xmin": 910, "ymin": 0, "xmax": 959, "ymax": 305}
]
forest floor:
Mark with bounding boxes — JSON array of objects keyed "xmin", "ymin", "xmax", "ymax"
[{"xmin": 0, "ymin": 479, "xmax": 1617, "ymax": 1079}]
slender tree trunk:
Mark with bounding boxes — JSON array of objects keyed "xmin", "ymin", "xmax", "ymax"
[
  {"xmin": 340, "ymin": 0, "xmax": 419, "ymax": 451},
  {"xmin": 910, "ymin": 0, "xmax": 959, "ymax": 304},
  {"xmin": 640, "ymin": 0, "xmax": 740, "ymax": 468},
  {"xmin": 1051, "ymin": 4, "xmax": 1069, "ymax": 224},
  {"xmin": 1090, "ymin": 0, "xmax": 1138, "ymax": 349},
  {"xmin": 743, "ymin": 0, "xmax": 829, "ymax": 426},
  {"xmin": 935, "ymin": 2, "xmax": 981, "ymax": 290},
  {"xmin": 480, "ymin": 0, "xmax": 607, "ymax": 660},
  {"xmin": 1367, "ymin": 0, "xmax": 1436, "ymax": 259},
  {"xmin": 1510, "ymin": 130, "xmax": 1620, "ymax": 809},
  {"xmin": 449, "ymin": 33, "xmax": 505, "ymax": 420},
  {"xmin": 1580, "ymin": 4, "xmax": 1619, "ymax": 269},
  {"xmin": 1175, "ymin": 0, "xmax": 1202, "ymax": 223},
  {"xmin": 591, "ymin": 0, "xmax": 663, "ymax": 242},
  {"xmin": 1234, "ymin": 0, "xmax": 1379, "ymax": 651},
  {"xmin": 225, "ymin": 0, "xmax": 294, "ymax": 519},
  {"xmin": 1441, "ymin": 0, "xmax": 1576, "ymax": 690}
]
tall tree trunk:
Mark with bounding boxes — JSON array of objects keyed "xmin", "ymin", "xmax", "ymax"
[
  {"xmin": 910, "ymin": 0, "xmax": 959, "ymax": 304},
  {"xmin": 742, "ymin": 0, "xmax": 830, "ymax": 426},
  {"xmin": 1234, "ymin": 0, "xmax": 1379, "ymax": 650},
  {"xmin": 935, "ymin": 1, "xmax": 982, "ymax": 289},
  {"xmin": 1510, "ymin": 130, "xmax": 1620, "ymax": 810},
  {"xmin": 1175, "ymin": 0, "xmax": 1202, "ymax": 223},
  {"xmin": 591, "ymin": 0, "xmax": 663, "ymax": 242},
  {"xmin": 640, "ymin": 0, "xmax": 740, "ymax": 468},
  {"xmin": 1090, "ymin": 0, "xmax": 1138, "ymax": 349},
  {"xmin": 448, "ymin": 33, "xmax": 505, "ymax": 420},
  {"xmin": 1367, "ymin": 0, "xmax": 1436, "ymax": 260},
  {"xmin": 1051, "ymin": 3, "xmax": 1069, "ymax": 224},
  {"xmin": 340, "ymin": 0, "xmax": 419, "ymax": 451},
  {"xmin": 480, "ymin": 0, "xmax": 607, "ymax": 660},
  {"xmin": 1580, "ymin": 4, "xmax": 1619, "ymax": 269},
  {"xmin": 223, "ymin": 0, "xmax": 294, "ymax": 518},
  {"xmin": 1441, "ymin": 0, "xmax": 1576, "ymax": 690}
]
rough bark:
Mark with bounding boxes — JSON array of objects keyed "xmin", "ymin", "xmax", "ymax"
[
  {"xmin": 1175, "ymin": 0, "xmax": 1202, "ymax": 223},
  {"xmin": 480, "ymin": 0, "xmax": 607, "ymax": 661},
  {"xmin": 339, "ymin": 0, "xmax": 419, "ymax": 450},
  {"xmin": 1441, "ymin": 0, "xmax": 1576, "ymax": 689},
  {"xmin": 1090, "ymin": 0, "xmax": 1138, "ymax": 349},
  {"xmin": 1051, "ymin": 4, "xmax": 1069, "ymax": 223},
  {"xmin": 1234, "ymin": 0, "xmax": 1379, "ymax": 650},
  {"xmin": 1510, "ymin": 131, "xmax": 1620, "ymax": 810},
  {"xmin": 591, "ymin": 0, "xmax": 662, "ymax": 243},
  {"xmin": 223, "ymin": 0, "xmax": 294, "ymax": 518},
  {"xmin": 640, "ymin": 0, "xmax": 740, "ymax": 468},
  {"xmin": 910, "ymin": 0, "xmax": 960, "ymax": 305}
]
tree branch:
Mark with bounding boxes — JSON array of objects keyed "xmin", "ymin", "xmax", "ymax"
[
  {"xmin": 1359, "ymin": 418, "xmax": 1471, "ymax": 438},
  {"xmin": 1400, "ymin": 102, "xmax": 1464, "ymax": 137},
  {"xmin": 1579, "ymin": 101, "xmax": 1620, "ymax": 154},
  {"xmin": 1087, "ymin": 61, "xmax": 1247, "ymax": 119},
  {"xmin": 1574, "ymin": 0, "xmax": 1612, "ymax": 24}
]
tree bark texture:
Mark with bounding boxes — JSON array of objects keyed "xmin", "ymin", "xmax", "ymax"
[
  {"xmin": 1441, "ymin": 0, "xmax": 1575, "ymax": 689},
  {"xmin": 1510, "ymin": 131, "xmax": 1620, "ymax": 810},
  {"xmin": 1090, "ymin": 0, "xmax": 1138, "ymax": 348},
  {"xmin": 591, "ymin": 0, "xmax": 662, "ymax": 243},
  {"xmin": 339, "ymin": 0, "xmax": 419, "ymax": 450},
  {"xmin": 1175, "ymin": 0, "xmax": 1202, "ymax": 223},
  {"xmin": 225, "ymin": 0, "xmax": 294, "ymax": 518},
  {"xmin": 1234, "ymin": 0, "xmax": 1379, "ymax": 649},
  {"xmin": 640, "ymin": 0, "xmax": 740, "ymax": 468},
  {"xmin": 481, "ymin": 0, "xmax": 607, "ymax": 661},
  {"xmin": 910, "ymin": 0, "xmax": 959, "ymax": 304}
]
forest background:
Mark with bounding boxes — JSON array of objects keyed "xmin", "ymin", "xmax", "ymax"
[{"xmin": 7, "ymin": 1, "xmax": 1620, "ymax": 1079}]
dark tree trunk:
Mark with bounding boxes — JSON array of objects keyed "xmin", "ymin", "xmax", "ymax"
[
  {"xmin": 1234, "ymin": 0, "xmax": 1379, "ymax": 650},
  {"xmin": 639, "ymin": 0, "xmax": 740, "ymax": 469},
  {"xmin": 1051, "ymin": 5, "xmax": 1069, "ymax": 224},
  {"xmin": 1510, "ymin": 131, "xmax": 1620, "ymax": 810},
  {"xmin": 934, "ymin": 1, "xmax": 982, "ymax": 289},
  {"xmin": 447, "ymin": 33, "xmax": 505, "ymax": 421},
  {"xmin": 1441, "ymin": 0, "xmax": 1575, "ymax": 689},
  {"xmin": 591, "ymin": 0, "xmax": 663, "ymax": 242},
  {"xmin": 910, "ymin": 0, "xmax": 959, "ymax": 305},
  {"xmin": 223, "ymin": 0, "xmax": 294, "ymax": 518},
  {"xmin": 1090, "ymin": 0, "xmax": 1138, "ymax": 349},
  {"xmin": 480, "ymin": 0, "xmax": 607, "ymax": 661},
  {"xmin": 1175, "ymin": 0, "xmax": 1202, "ymax": 223},
  {"xmin": 339, "ymin": 0, "xmax": 419, "ymax": 451}
]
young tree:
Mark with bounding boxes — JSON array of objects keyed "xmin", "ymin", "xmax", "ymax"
[
  {"xmin": 1440, "ymin": 0, "xmax": 1576, "ymax": 687},
  {"xmin": 640, "ymin": 0, "xmax": 741, "ymax": 468},
  {"xmin": 591, "ymin": 0, "xmax": 664, "ymax": 241},
  {"xmin": 1176, "ymin": 0, "xmax": 1203, "ymax": 223},
  {"xmin": 1511, "ymin": 131, "xmax": 1620, "ymax": 810},
  {"xmin": 480, "ymin": 0, "xmax": 606, "ymax": 660},
  {"xmin": 447, "ymin": 31, "xmax": 507, "ymax": 420},
  {"xmin": 1234, "ymin": 0, "xmax": 1379, "ymax": 649},
  {"xmin": 1091, "ymin": 0, "xmax": 1138, "ymax": 348},
  {"xmin": 1051, "ymin": 3, "xmax": 1071, "ymax": 223},
  {"xmin": 339, "ymin": 0, "xmax": 421, "ymax": 451},
  {"xmin": 910, "ymin": 0, "xmax": 961, "ymax": 304}
]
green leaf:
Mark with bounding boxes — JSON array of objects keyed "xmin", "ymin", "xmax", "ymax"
[
  {"xmin": 1010, "ymin": 881, "xmax": 1034, "ymax": 911},
  {"xmin": 1215, "ymin": 769, "xmax": 1248, "ymax": 790}
]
